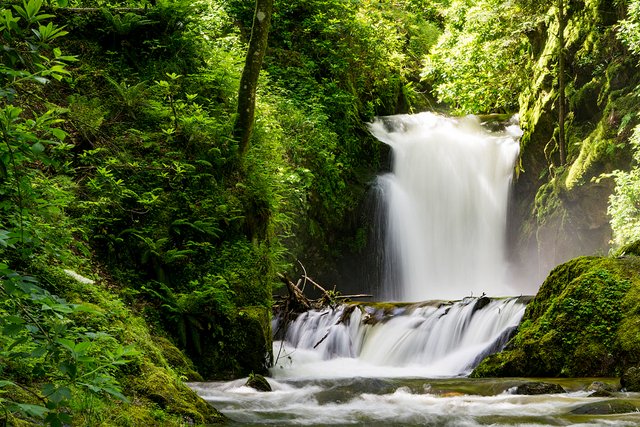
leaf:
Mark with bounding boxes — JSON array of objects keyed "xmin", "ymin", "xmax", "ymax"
[
  {"xmin": 33, "ymin": 76, "xmax": 49, "ymax": 85},
  {"xmin": 13, "ymin": 403, "xmax": 48, "ymax": 418},
  {"xmin": 102, "ymin": 386, "xmax": 129, "ymax": 403},
  {"xmin": 31, "ymin": 141, "xmax": 45, "ymax": 154},
  {"xmin": 44, "ymin": 385, "xmax": 71, "ymax": 404},
  {"xmin": 50, "ymin": 128, "xmax": 66, "ymax": 141},
  {"xmin": 56, "ymin": 338, "xmax": 75, "ymax": 352},
  {"xmin": 74, "ymin": 340, "xmax": 91, "ymax": 354},
  {"xmin": 3, "ymin": 322, "xmax": 24, "ymax": 336}
]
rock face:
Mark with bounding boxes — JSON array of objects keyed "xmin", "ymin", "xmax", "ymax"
[
  {"xmin": 621, "ymin": 367, "xmax": 640, "ymax": 391},
  {"xmin": 513, "ymin": 382, "xmax": 566, "ymax": 395},
  {"xmin": 508, "ymin": 0, "xmax": 639, "ymax": 290},
  {"xmin": 472, "ymin": 255, "xmax": 640, "ymax": 378}
]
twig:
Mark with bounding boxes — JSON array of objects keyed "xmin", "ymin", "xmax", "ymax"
[
  {"xmin": 297, "ymin": 260, "xmax": 308, "ymax": 292},
  {"xmin": 313, "ymin": 330, "xmax": 330, "ymax": 349}
]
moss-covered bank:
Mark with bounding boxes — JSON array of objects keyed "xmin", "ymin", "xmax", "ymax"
[
  {"xmin": 472, "ymin": 254, "xmax": 640, "ymax": 378},
  {"xmin": 511, "ymin": 0, "xmax": 640, "ymax": 285}
]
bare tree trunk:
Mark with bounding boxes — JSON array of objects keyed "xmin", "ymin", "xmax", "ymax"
[
  {"xmin": 558, "ymin": 0, "xmax": 566, "ymax": 165},
  {"xmin": 233, "ymin": 0, "xmax": 273, "ymax": 156}
]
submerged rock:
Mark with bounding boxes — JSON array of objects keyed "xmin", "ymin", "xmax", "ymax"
[
  {"xmin": 570, "ymin": 400, "xmax": 640, "ymax": 415},
  {"xmin": 621, "ymin": 366, "xmax": 640, "ymax": 391},
  {"xmin": 245, "ymin": 373, "xmax": 272, "ymax": 392},
  {"xmin": 513, "ymin": 382, "xmax": 566, "ymax": 395}
]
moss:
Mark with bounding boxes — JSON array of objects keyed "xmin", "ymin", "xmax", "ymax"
[
  {"xmin": 193, "ymin": 306, "xmax": 273, "ymax": 380},
  {"xmin": 154, "ymin": 336, "xmax": 203, "ymax": 381},
  {"xmin": 615, "ymin": 240, "xmax": 640, "ymax": 257},
  {"xmin": 246, "ymin": 373, "xmax": 272, "ymax": 392},
  {"xmin": 124, "ymin": 362, "xmax": 224, "ymax": 425},
  {"xmin": 473, "ymin": 255, "xmax": 640, "ymax": 378}
]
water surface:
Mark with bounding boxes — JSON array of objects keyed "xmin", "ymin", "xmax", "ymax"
[{"xmin": 191, "ymin": 376, "xmax": 640, "ymax": 426}]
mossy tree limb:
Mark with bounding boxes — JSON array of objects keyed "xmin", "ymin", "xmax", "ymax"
[{"xmin": 233, "ymin": 0, "xmax": 273, "ymax": 156}]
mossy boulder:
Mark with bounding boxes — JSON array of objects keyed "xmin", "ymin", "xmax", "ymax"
[
  {"xmin": 472, "ymin": 255, "xmax": 640, "ymax": 377},
  {"xmin": 124, "ymin": 362, "xmax": 224, "ymax": 424},
  {"xmin": 587, "ymin": 381, "xmax": 618, "ymax": 397},
  {"xmin": 621, "ymin": 367, "xmax": 640, "ymax": 391},
  {"xmin": 246, "ymin": 373, "xmax": 272, "ymax": 392}
]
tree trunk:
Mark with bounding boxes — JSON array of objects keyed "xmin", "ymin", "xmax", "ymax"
[
  {"xmin": 557, "ymin": 0, "xmax": 566, "ymax": 165},
  {"xmin": 233, "ymin": 0, "xmax": 273, "ymax": 156}
]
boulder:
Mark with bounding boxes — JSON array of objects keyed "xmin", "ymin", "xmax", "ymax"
[
  {"xmin": 246, "ymin": 373, "xmax": 272, "ymax": 392},
  {"xmin": 587, "ymin": 381, "xmax": 617, "ymax": 397},
  {"xmin": 571, "ymin": 400, "xmax": 639, "ymax": 415},
  {"xmin": 513, "ymin": 382, "xmax": 566, "ymax": 395}
]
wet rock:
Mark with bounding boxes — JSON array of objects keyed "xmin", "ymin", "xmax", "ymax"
[
  {"xmin": 570, "ymin": 400, "xmax": 639, "ymax": 415},
  {"xmin": 246, "ymin": 374, "xmax": 272, "ymax": 392},
  {"xmin": 621, "ymin": 367, "xmax": 640, "ymax": 391},
  {"xmin": 587, "ymin": 381, "xmax": 617, "ymax": 397},
  {"xmin": 473, "ymin": 296, "xmax": 491, "ymax": 313},
  {"xmin": 513, "ymin": 382, "xmax": 566, "ymax": 395}
]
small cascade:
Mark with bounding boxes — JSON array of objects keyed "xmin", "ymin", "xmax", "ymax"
[{"xmin": 272, "ymin": 297, "xmax": 526, "ymax": 378}]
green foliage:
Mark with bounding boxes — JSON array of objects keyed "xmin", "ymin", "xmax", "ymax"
[
  {"xmin": 0, "ymin": 265, "xmax": 138, "ymax": 425},
  {"xmin": 618, "ymin": 0, "xmax": 640, "ymax": 55},
  {"xmin": 422, "ymin": 0, "xmax": 532, "ymax": 114},
  {"xmin": 608, "ymin": 125, "xmax": 640, "ymax": 247},
  {"xmin": 607, "ymin": 0, "xmax": 640, "ymax": 248},
  {"xmin": 0, "ymin": 2, "xmax": 226, "ymax": 423}
]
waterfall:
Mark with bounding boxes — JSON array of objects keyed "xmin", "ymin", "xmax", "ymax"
[
  {"xmin": 268, "ymin": 112, "xmax": 526, "ymax": 380},
  {"xmin": 368, "ymin": 112, "xmax": 521, "ymax": 301},
  {"xmin": 272, "ymin": 297, "xmax": 526, "ymax": 379}
]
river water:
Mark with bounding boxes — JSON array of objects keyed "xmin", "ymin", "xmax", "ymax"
[{"xmin": 190, "ymin": 374, "xmax": 640, "ymax": 426}]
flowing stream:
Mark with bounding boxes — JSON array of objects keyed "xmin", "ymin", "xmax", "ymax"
[{"xmin": 190, "ymin": 113, "xmax": 640, "ymax": 425}]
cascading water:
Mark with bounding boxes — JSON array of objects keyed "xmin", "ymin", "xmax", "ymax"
[
  {"xmin": 272, "ymin": 297, "xmax": 527, "ymax": 379},
  {"xmin": 368, "ymin": 112, "xmax": 522, "ymax": 301}
]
